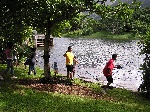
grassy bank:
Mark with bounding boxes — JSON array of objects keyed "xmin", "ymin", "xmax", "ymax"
[
  {"xmin": 63, "ymin": 31, "xmax": 139, "ymax": 41},
  {"xmin": 0, "ymin": 64, "xmax": 150, "ymax": 112}
]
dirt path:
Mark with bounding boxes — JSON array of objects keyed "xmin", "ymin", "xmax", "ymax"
[{"xmin": 12, "ymin": 77, "xmax": 115, "ymax": 101}]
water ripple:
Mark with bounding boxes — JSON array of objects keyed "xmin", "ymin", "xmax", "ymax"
[{"xmin": 36, "ymin": 37, "xmax": 144, "ymax": 91}]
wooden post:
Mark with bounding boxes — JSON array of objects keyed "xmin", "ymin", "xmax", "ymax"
[{"xmin": 33, "ymin": 35, "xmax": 37, "ymax": 48}]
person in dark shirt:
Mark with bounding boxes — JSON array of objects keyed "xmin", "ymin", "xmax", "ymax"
[{"xmin": 28, "ymin": 48, "xmax": 38, "ymax": 75}]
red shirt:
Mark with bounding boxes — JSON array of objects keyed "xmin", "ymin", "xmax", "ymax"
[
  {"xmin": 4, "ymin": 48, "xmax": 12, "ymax": 59},
  {"xmin": 103, "ymin": 59, "xmax": 115, "ymax": 76}
]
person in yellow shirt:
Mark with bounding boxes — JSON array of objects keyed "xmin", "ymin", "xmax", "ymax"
[{"xmin": 63, "ymin": 46, "xmax": 78, "ymax": 80}]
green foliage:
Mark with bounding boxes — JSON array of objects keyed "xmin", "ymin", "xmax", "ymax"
[
  {"xmin": 15, "ymin": 44, "xmax": 31, "ymax": 63},
  {"xmin": 132, "ymin": 7, "xmax": 150, "ymax": 99},
  {"xmin": 132, "ymin": 7, "xmax": 150, "ymax": 34},
  {"xmin": 0, "ymin": 0, "xmax": 34, "ymax": 44},
  {"xmin": 95, "ymin": 1, "xmax": 141, "ymax": 34},
  {"xmin": 62, "ymin": 1, "xmax": 142, "ymax": 36},
  {"xmin": 0, "ymin": 0, "xmax": 111, "ymax": 38},
  {"xmin": 138, "ymin": 26, "xmax": 150, "ymax": 99},
  {"xmin": 62, "ymin": 13, "xmax": 100, "ymax": 36}
]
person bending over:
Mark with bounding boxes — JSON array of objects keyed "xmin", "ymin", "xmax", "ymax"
[{"xmin": 102, "ymin": 54, "xmax": 118, "ymax": 93}]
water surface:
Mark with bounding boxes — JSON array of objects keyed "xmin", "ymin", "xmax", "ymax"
[{"xmin": 36, "ymin": 37, "xmax": 144, "ymax": 91}]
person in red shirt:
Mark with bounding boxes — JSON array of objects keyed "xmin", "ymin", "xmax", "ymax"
[
  {"xmin": 102, "ymin": 54, "xmax": 118, "ymax": 92},
  {"xmin": 0, "ymin": 42, "xmax": 17, "ymax": 80}
]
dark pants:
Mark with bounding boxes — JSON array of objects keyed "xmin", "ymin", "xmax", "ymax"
[
  {"xmin": 2, "ymin": 59, "xmax": 14, "ymax": 76},
  {"xmin": 106, "ymin": 75, "xmax": 113, "ymax": 83},
  {"xmin": 28, "ymin": 64, "xmax": 36, "ymax": 75}
]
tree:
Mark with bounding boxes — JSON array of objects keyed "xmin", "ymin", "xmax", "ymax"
[
  {"xmin": 1, "ymin": 0, "xmax": 114, "ymax": 79},
  {"xmin": 134, "ymin": 7, "xmax": 150, "ymax": 99},
  {"xmin": 140, "ymin": 30, "xmax": 150, "ymax": 99},
  {"xmin": 63, "ymin": 13, "xmax": 99, "ymax": 36},
  {"xmin": 95, "ymin": 1, "xmax": 141, "ymax": 34},
  {"xmin": 0, "ymin": 0, "xmax": 34, "ymax": 62},
  {"xmin": 0, "ymin": 0, "xmax": 33, "ymax": 43}
]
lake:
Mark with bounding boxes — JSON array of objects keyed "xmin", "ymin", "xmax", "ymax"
[{"xmin": 36, "ymin": 37, "xmax": 144, "ymax": 91}]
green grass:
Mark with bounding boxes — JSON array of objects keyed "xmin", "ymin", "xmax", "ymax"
[
  {"xmin": 64, "ymin": 31, "xmax": 139, "ymax": 41},
  {"xmin": 0, "ymin": 64, "xmax": 150, "ymax": 112}
]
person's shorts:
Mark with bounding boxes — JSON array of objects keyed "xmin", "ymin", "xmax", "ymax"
[
  {"xmin": 66, "ymin": 65, "xmax": 73, "ymax": 73},
  {"xmin": 106, "ymin": 75, "xmax": 113, "ymax": 83}
]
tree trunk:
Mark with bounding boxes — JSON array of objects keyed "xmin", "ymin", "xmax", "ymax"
[{"xmin": 44, "ymin": 17, "xmax": 51, "ymax": 79}]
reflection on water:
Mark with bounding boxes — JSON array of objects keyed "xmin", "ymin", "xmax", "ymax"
[{"xmin": 36, "ymin": 37, "xmax": 144, "ymax": 91}]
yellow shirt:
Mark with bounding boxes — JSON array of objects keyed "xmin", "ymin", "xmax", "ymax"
[{"xmin": 65, "ymin": 52, "xmax": 74, "ymax": 65}]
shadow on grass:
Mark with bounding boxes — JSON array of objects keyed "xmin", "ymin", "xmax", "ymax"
[
  {"xmin": 38, "ymin": 76, "xmax": 73, "ymax": 86},
  {"xmin": 1, "ymin": 65, "xmax": 150, "ymax": 112},
  {"xmin": 0, "ymin": 84, "xmax": 100, "ymax": 112},
  {"xmin": 1, "ymin": 79, "xmax": 150, "ymax": 112}
]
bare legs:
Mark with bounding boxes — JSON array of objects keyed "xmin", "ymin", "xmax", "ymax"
[{"xmin": 67, "ymin": 72, "xmax": 73, "ymax": 80}]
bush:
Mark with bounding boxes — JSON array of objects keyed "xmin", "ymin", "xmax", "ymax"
[{"xmin": 138, "ymin": 29, "xmax": 150, "ymax": 100}]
